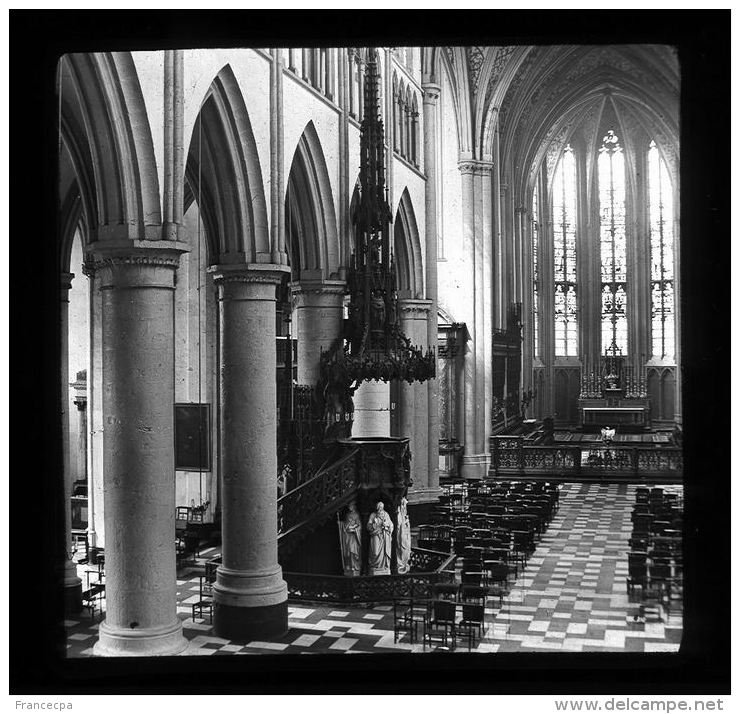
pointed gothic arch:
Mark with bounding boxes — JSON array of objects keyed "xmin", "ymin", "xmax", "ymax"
[
  {"xmin": 59, "ymin": 51, "xmax": 162, "ymax": 249},
  {"xmin": 184, "ymin": 64, "xmax": 269, "ymax": 265},
  {"xmin": 285, "ymin": 121, "xmax": 339, "ymax": 280},
  {"xmin": 393, "ymin": 188, "xmax": 424, "ymax": 298}
]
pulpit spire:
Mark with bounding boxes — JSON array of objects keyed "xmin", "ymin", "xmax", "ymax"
[{"xmin": 319, "ymin": 47, "xmax": 435, "ymax": 442}]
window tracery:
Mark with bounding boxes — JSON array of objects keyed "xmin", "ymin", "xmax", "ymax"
[
  {"xmin": 552, "ymin": 145, "xmax": 578, "ymax": 357},
  {"xmin": 598, "ymin": 129, "xmax": 628, "ymax": 355},
  {"xmin": 648, "ymin": 140, "xmax": 675, "ymax": 360}
]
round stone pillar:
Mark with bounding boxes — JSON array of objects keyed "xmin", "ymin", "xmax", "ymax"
[
  {"xmin": 210, "ymin": 264, "xmax": 289, "ymax": 641},
  {"xmin": 398, "ymin": 299, "xmax": 432, "ymax": 502},
  {"xmin": 61, "ymin": 272, "xmax": 82, "ymax": 614},
  {"xmin": 292, "ymin": 280, "xmax": 346, "ymax": 384},
  {"xmin": 353, "ymin": 381, "xmax": 391, "ymax": 437},
  {"xmin": 422, "ymin": 82, "xmax": 441, "ymax": 495},
  {"xmin": 91, "ymin": 243, "xmax": 189, "ymax": 657}
]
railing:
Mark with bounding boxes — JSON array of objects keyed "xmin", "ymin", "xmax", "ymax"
[
  {"xmin": 284, "ymin": 548, "xmax": 457, "ymax": 603},
  {"xmin": 491, "ymin": 436, "xmax": 682, "ymax": 479},
  {"xmin": 277, "ymin": 447, "xmax": 360, "ymax": 541},
  {"xmin": 408, "ymin": 546, "xmax": 454, "ymax": 572}
]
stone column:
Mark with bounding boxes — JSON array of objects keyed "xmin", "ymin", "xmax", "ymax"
[
  {"xmin": 84, "ymin": 260, "xmax": 103, "ymax": 548},
  {"xmin": 61, "ymin": 272, "xmax": 82, "ymax": 614},
  {"xmin": 210, "ymin": 263, "xmax": 290, "ymax": 640},
  {"xmin": 458, "ymin": 160, "xmax": 493, "ymax": 479},
  {"xmin": 353, "ymin": 381, "xmax": 391, "ymax": 437},
  {"xmin": 292, "ymin": 280, "xmax": 346, "ymax": 385},
  {"xmin": 270, "ymin": 49, "xmax": 287, "ymax": 265},
  {"xmin": 422, "ymin": 82, "xmax": 441, "ymax": 495},
  {"xmin": 399, "ymin": 299, "xmax": 432, "ymax": 503},
  {"xmin": 459, "ymin": 162, "xmax": 478, "ymax": 479},
  {"xmin": 476, "ymin": 162, "xmax": 494, "ymax": 465},
  {"xmin": 70, "ymin": 371, "xmax": 88, "ymax": 483},
  {"xmin": 91, "ymin": 242, "xmax": 189, "ymax": 657}
]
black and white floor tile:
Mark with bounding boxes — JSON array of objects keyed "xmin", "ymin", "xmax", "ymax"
[{"xmin": 64, "ymin": 483, "xmax": 682, "ymax": 656}]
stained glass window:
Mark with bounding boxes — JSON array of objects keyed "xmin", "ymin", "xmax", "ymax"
[
  {"xmin": 599, "ymin": 130, "xmax": 628, "ymax": 355},
  {"xmin": 532, "ymin": 182, "xmax": 540, "ymax": 358},
  {"xmin": 552, "ymin": 145, "xmax": 578, "ymax": 357},
  {"xmin": 648, "ymin": 141, "xmax": 675, "ymax": 360}
]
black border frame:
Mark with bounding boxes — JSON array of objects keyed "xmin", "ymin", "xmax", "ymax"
[{"xmin": 11, "ymin": 8, "xmax": 730, "ymax": 695}]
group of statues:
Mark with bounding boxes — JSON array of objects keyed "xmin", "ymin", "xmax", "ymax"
[{"xmin": 338, "ymin": 498, "xmax": 411, "ymax": 577}]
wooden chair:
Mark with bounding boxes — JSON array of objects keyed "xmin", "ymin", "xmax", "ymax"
[
  {"xmin": 457, "ymin": 603, "xmax": 486, "ymax": 650},
  {"xmin": 460, "ymin": 584, "xmax": 488, "ymax": 605},
  {"xmin": 626, "ymin": 561, "xmax": 648, "ymax": 599},
  {"xmin": 192, "ymin": 575, "xmax": 214, "ymax": 623},
  {"xmin": 423, "ymin": 599, "xmax": 457, "ymax": 650},
  {"xmin": 432, "ymin": 582, "xmax": 459, "ymax": 602},
  {"xmin": 81, "ymin": 572, "xmax": 105, "ymax": 621},
  {"xmin": 486, "ymin": 561, "xmax": 510, "ymax": 592},
  {"xmin": 393, "ymin": 598, "xmax": 418, "ymax": 643},
  {"xmin": 461, "ymin": 571, "xmax": 484, "ymax": 587},
  {"xmin": 192, "ymin": 599, "xmax": 213, "ymax": 623}
]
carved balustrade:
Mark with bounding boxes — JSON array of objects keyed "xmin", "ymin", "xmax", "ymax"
[
  {"xmin": 284, "ymin": 549, "xmax": 456, "ymax": 603},
  {"xmin": 490, "ymin": 435, "xmax": 682, "ymax": 479}
]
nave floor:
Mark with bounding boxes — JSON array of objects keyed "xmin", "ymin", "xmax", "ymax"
[{"xmin": 64, "ymin": 482, "xmax": 682, "ymax": 656}]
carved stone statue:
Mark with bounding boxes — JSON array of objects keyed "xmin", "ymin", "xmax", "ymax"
[
  {"xmin": 370, "ymin": 293, "xmax": 386, "ymax": 335},
  {"xmin": 396, "ymin": 497, "xmax": 411, "ymax": 574},
  {"xmin": 367, "ymin": 501, "xmax": 394, "ymax": 575},
  {"xmin": 338, "ymin": 502, "xmax": 362, "ymax": 576}
]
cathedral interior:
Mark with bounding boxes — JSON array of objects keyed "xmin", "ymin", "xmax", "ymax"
[{"xmin": 14, "ymin": 13, "xmax": 730, "ymax": 694}]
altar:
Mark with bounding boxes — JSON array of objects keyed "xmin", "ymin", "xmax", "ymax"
[
  {"xmin": 581, "ymin": 404, "xmax": 649, "ymax": 428},
  {"xmin": 578, "ymin": 354, "xmax": 650, "ymax": 431}
]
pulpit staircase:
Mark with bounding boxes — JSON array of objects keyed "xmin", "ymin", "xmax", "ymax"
[{"xmin": 277, "ymin": 445, "xmax": 361, "ymax": 558}]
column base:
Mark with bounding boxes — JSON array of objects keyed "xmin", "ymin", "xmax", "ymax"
[
  {"xmin": 64, "ymin": 582, "xmax": 82, "ymax": 615},
  {"xmin": 93, "ymin": 619, "xmax": 189, "ymax": 657},
  {"xmin": 460, "ymin": 454, "xmax": 490, "ymax": 479},
  {"xmin": 63, "ymin": 560, "xmax": 82, "ymax": 614},
  {"xmin": 214, "ymin": 600, "xmax": 288, "ymax": 642},
  {"xmin": 213, "ymin": 565, "xmax": 288, "ymax": 641}
]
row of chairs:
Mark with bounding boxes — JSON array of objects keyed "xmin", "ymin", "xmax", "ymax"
[
  {"xmin": 393, "ymin": 583, "xmax": 490, "ymax": 650},
  {"xmin": 627, "ymin": 487, "xmax": 683, "ymax": 621},
  {"xmin": 408, "ymin": 481, "xmax": 561, "ymax": 649}
]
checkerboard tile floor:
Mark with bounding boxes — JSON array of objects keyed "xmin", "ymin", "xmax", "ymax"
[{"xmin": 64, "ymin": 483, "xmax": 682, "ymax": 656}]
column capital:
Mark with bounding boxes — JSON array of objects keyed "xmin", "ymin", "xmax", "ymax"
[
  {"xmin": 458, "ymin": 159, "xmax": 493, "ymax": 176},
  {"xmin": 208, "ymin": 262, "xmax": 291, "ymax": 286},
  {"xmin": 290, "ymin": 278, "xmax": 347, "ymax": 297},
  {"xmin": 86, "ymin": 240, "xmax": 189, "ymax": 288},
  {"xmin": 422, "ymin": 83, "xmax": 441, "ymax": 105},
  {"xmin": 209, "ymin": 263, "xmax": 291, "ymax": 301},
  {"xmin": 398, "ymin": 298, "xmax": 433, "ymax": 317}
]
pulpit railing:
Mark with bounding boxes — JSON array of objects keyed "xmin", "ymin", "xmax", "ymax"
[
  {"xmin": 408, "ymin": 546, "xmax": 454, "ymax": 572},
  {"xmin": 277, "ymin": 446, "xmax": 360, "ymax": 542},
  {"xmin": 284, "ymin": 549, "xmax": 457, "ymax": 603}
]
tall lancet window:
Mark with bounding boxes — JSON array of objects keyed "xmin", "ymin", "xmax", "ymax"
[
  {"xmin": 553, "ymin": 145, "xmax": 578, "ymax": 357},
  {"xmin": 648, "ymin": 140, "xmax": 675, "ymax": 360},
  {"xmin": 532, "ymin": 181, "xmax": 540, "ymax": 357},
  {"xmin": 599, "ymin": 129, "xmax": 628, "ymax": 355}
]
